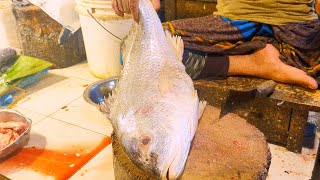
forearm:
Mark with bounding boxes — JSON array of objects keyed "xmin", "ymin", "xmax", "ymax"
[{"xmin": 151, "ymin": 0, "xmax": 160, "ymax": 11}]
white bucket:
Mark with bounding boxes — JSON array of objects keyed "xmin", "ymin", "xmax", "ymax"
[
  {"xmin": 75, "ymin": 0, "xmax": 133, "ymax": 79},
  {"xmin": 0, "ymin": 0, "xmax": 21, "ymax": 51}
]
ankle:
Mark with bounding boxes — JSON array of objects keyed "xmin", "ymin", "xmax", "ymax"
[{"xmin": 228, "ymin": 55, "xmax": 257, "ymax": 76}]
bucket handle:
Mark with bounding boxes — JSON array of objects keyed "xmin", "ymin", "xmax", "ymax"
[{"xmin": 87, "ymin": 10, "xmax": 122, "ymax": 41}]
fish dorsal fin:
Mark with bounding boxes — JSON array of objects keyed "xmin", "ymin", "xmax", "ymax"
[
  {"xmin": 164, "ymin": 30, "xmax": 184, "ymax": 61},
  {"xmin": 159, "ymin": 60, "xmax": 173, "ymax": 95}
]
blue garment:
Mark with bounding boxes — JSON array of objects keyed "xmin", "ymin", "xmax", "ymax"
[{"xmin": 221, "ymin": 16, "xmax": 274, "ymax": 39}]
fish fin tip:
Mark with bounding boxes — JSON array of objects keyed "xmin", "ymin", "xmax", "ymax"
[
  {"xmin": 98, "ymin": 92, "xmax": 117, "ymax": 121},
  {"xmin": 164, "ymin": 30, "xmax": 184, "ymax": 61},
  {"xmin": 198, "ymin": 100, "xmax": 207, "ymax": 119},
  {"xmin": 98, "ymin": 100, "xmax": 111, "ymax": 119}
]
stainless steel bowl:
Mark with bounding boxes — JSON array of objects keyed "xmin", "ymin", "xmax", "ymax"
[
  {"xmin": 83, "ymin": 77, "xmax": 118, "ymax": 106},
  {"xmin": 0, "ymin": 110, "xmax": 32, "ymax": 159}
]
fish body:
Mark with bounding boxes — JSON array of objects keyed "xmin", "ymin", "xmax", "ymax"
[{"xmin": 100, "ymin": 0, "xmax": 206, "ymax": 178}]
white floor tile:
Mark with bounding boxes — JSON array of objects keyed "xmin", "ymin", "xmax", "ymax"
[
  {"xmin": 70, "ymin": 145, "xmax": 115, "ymax": 180},
  {"xmin": 17, "ymin": 73, "xmax": 91, "ymax": 116},
  {"xmin": 267, "ymin": 144, "xmax": 317, "ymax": 180},
  {"xmin": 11, "ymin": 106, "xmax": 47, "ymax": 125},
  {"xmin": 50, "ymin": 62, "xmax": 101, "ymax": 82},
  {"xmin": 50, "ymin": 97, "xmax": 113, "ymax": 136}
]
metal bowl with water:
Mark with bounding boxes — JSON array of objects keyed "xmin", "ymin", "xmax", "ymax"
[{"xmin": 83, "ymin": 78, "xmax": 118, "ymax": 106}]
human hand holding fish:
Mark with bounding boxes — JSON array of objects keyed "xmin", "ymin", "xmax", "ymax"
[{"xmin": 112, "ymin": 0, "xmax": 160, "ymax": 23}]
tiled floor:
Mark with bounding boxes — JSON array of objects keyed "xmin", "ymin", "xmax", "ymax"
[
  {"xmin": 0, "ymin": 61, "xmax": 319, "ymax": 179},
  {"xmin": 0, "ymin": 62, "xmax": 114, "ymax": 180}
]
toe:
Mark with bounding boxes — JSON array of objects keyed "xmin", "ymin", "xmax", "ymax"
[{"xmin": 281, "ymin": 67, "xmax": 318, "ymax": 89}]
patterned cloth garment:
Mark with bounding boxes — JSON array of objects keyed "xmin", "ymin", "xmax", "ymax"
[{"xmin": 162, "ymin": 14, "xmax": 320, "ymax": 85}]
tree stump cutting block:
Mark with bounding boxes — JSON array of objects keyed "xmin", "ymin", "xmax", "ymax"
[
  {"xmin": 12, "ymin": 5, "xmax": 86, "ymax": 68},
  {"xmin": 194, "ymin": 77, "xmax": 320, "ymax": 153},
  {"xmin": 112, "ymin": 106, "xmax": 271, "ymax": 180}
]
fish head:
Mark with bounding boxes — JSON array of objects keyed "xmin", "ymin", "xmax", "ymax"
[{"xmin": 116, "ymin": 105, "xmax": 191, "ymax": 179}]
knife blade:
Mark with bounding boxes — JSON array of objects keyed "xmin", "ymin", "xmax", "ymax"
[{"xmin": 219, "ymin": 80, "xmax": 276, "ymax": 119}]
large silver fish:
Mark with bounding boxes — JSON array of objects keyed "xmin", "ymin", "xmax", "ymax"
[{"xmin": 99, "ymin": 0, "xmax": 206, "ymax": 178}]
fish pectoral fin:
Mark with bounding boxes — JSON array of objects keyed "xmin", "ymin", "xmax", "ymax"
[
  {"xmin": 98, "ymin": 102, "xmax": 110, "ymax": 117},
  {"xmin": 165, "ymin": 30, "xmax": 184, "ymax": 61},
  {"xmin": 159, "ymin": 60, "xmax": 173, "ymax": 96},
  {"xmin": 98, "ymin": 96, "xmax": 113, "ymax": 120}
]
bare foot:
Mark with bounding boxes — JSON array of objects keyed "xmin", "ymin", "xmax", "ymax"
[{"xmin": 228, "ymin": 44, "xmax": 318, "ymax": 89}]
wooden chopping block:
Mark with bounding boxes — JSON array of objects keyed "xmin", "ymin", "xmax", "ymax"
[
  {"xmin": 112, "ymin": 105, "xmax": 271, "ymax": 180},
  {"xmin": 194, "ymin": 77, "xmax": 320, "ymax": 153}
]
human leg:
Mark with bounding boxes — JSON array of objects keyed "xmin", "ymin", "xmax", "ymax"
[
  {"xmin": 228, "ymin": 44, "xmax": 318, "ymax": 89},
  {"xmin": 164, "ymin": 15, "xmax": 319, "ymax": 89},
  {"xmin": 183, "ymin": 45, "xmax": 318, "ymax": 89}
]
